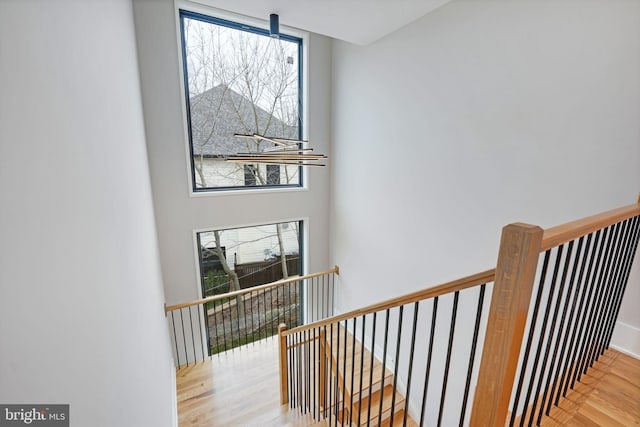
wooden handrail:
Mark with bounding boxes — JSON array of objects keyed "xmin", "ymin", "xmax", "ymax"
[
  {"xmin": 165, "ymin": 266, "xmax": 339, "ymax": 313},
  {"xmin": 471, "ymin": 195, "xmax": 640, "ymax": 426},
  {"xmin": 282, "ymin": 269, "xmax": 495, "ymax": 337},
  {"xmin": 541, "ymin": 201, "xmax": 640, "ymax": 251}
]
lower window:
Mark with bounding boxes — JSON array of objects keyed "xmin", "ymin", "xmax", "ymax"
[{"xmin": 196, "ymin": 221, "xmax": 302, "ymax": 354}]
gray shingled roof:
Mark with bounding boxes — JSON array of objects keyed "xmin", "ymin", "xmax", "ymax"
[{"xmin": 189, "ymin": 84, "xmax": 298, "ymax": 156}]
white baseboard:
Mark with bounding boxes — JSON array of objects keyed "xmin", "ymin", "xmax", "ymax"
[{"xmin": 610, "ymin": 321, "xmax": 640, "ymax": 360}]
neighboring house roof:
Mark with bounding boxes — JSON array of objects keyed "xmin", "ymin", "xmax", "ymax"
[{"xmin": 189, "ymin": 84, "xmax": 298, "ymax": 156}]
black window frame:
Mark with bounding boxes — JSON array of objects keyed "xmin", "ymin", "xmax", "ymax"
[{"xmin": 179, "ymin": 9, "xmax": 304, "ymax": 193}]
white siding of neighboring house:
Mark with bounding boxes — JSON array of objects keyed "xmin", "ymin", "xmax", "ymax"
[
  {"xmin": 195, "ymin": 157, "xmax": 300, "ymax": 188},
  {"xmin": 200, "ymin": 222, "xmax": 300, "ymax": 268}
]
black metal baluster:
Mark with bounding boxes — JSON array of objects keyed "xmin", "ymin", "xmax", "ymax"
[
  {"xmin": 180, "ymin": 309, "xmax": 189, "ymax": 367},
  {"xmin": 242, "ymin": 292, "xmax": 250, "ymax": 344},
  {"xmin": 210, "ymin": 301, "xmax": 218, "ymax": 355},
  {"xmin": 357, "ymin": 315, "xmax": 366, "ymax": 427},
  {"xmin": 404, "ymin": 302, "xmax": 420, "ymax": 427},
  {"xmin": 335, "ymin": 322, "xmax": 341, "ymax": 427},
  {"xmin": 323, "ymin": 275, "xmax": 328, "ymax": 319},
  {"xmin": 288, "ymin": 335, "xmax": 294, "ymax": 409},
  {"xmin": 198, "ymin": 304, "xmax": 206, "ymax": 362},
  {"xmin": 306, "ymin": 329, "xmax": 310, "ymax": 414},
  {"xmin": 593, "ymin": 220, "xmax": 631, "ymax": 361},
  {"xmin": 575, "ymin": 226, "xmax": 616, "ymax": 382},
  {"xmin": 378, "ymin": 309, "xmax": 390, "ymax": 425},
  {"xmin": 508, "ymin": 251, "xmax": 551, "ymax": 427},
  {"xmin": 569, "ymin": 228, "xmax": 608, "ymax": 389},
  {"xmin": 331, "ymin": 273, "xmax": 335, "ymax": 316},
  {"xmin": 265, "ymin": 288, "xmax": 278, "ymax": 337},
  {"xmin": 298, "ymin": 332, "xmax": 303, "ymax": 414},
  {"xmin": 263, "ymin": 289, "xmax": 269, "ymax": 340},
  {"xmin": 315, "ymin": 277, "xmax": 319, "ymax": 321},
  {"xmin": 603, "ymin": 216, "xmax": 640, "ymax": 350},
  {"xmin": 366, "ymin": 312, "xmax": 377, "ymax": 427},
  {"xmin": 323, "ymin": 324, "xmax": 328, "ymax": 420},
  {"xmin": 297, "ymin": 280, "xmax": 301, "ymax": 326},
  {"xmin": 460, "ymin": 285, "xmax": 486, "ymax": 427},
  {"xmin": 437, "ymin": 292, "xmax": 459, "ymax": 427},
  {"xmin": 229, "ymin": 298, "xmax": 237, "ymax": 351},
  {"xmin": 557, "ymin": 232, "xmax": 598, "ymax": 401},
  {"xmin": 330, "ymin": 322, "xmax": 335, "ymax": 426},
  {"xmin": 313, "ymin": 327, "xmax": 317, "ymax": 419},
  {"xmin": 189, "ymin": 306, "xmax": 197, "ymax": 363},
  {"xmin": 171, "ymin": 311, "xmax": 180, "ymax": 367},
  {"xmin": 276, "ymin": 285, "xmax": 281, "ymax": 337},
  {"xmin": 520, "ymin": 246, "xmax": 565, "ymax": 427},
  {"xmin": 584, "ymin": 223, "xmax": 623, "ymax": 371},
  {"xmin": 545, "ymin": 237, "xmax": 585, "ymax": 415},
  {"xmin": 530, "ymin": 244, "xmax": 574, "ymax": 426},
  {"xmin": 349, "ymin": 317, "xmax": 357, "ymax": 426},
  {"xmin": 603, "ymin": 219, "xmax": 639, "ymax": 354},
  {"xmin": 287, "ymin": 283, "xmax": 291, "ymax": 328},
  {"xmin": 419, "ymin": 296, "xmax": 438, "ymax": 427},
  {"xmin": 390, "ymin": 305, "xmax": 404, "ymax": 427},
  {"xmin": 247, "ymin": 292, "xmax": 254, "ymax": 346},
  {"xmin": 342, "ymin": 319, "xmax": 348, "ymax": 424},
  {"xmin": 290, "ymin": 334, "xmax": 295, "ymax": 409}
]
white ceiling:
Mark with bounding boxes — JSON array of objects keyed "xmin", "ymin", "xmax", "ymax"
[{"xmin": 191, "ymin": 0, "xmax": 452, "ymax": 46}]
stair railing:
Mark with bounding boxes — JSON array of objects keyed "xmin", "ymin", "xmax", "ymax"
[
  {"xmin": 472, "ymin": 199, "xmax": 640, "ymax": 427},
  {"xmin": 279, "ymin": 198, "xmax": 640, "ymax": 427},
  {"xmin": 166, "ymin": 266, "xmax": 339, "ymax": 367},
  {"xmin": 278, "ymin": 269, "xmax": 496, "ymax": 426}
]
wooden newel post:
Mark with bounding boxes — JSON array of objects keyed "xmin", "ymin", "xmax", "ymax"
[
  {"xmin": 470, "ymin": 223, "xmax": 543, "ymax": 427},
  {"xmin": 278, "ymin": 323, "xmax": 289, "ymax": 405}
]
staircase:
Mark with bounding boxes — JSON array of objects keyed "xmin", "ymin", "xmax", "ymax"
[
  {"xmin": 326, "ymin": 326, "xmax": 417, "ymax": 426},
  {"xmin": 278, "ymin": 200, "xmax": 640, "ymax": 427}
]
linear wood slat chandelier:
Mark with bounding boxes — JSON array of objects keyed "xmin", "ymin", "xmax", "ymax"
[{"xmin": 225, "ymin": 133, "xmax": 328, "ymax": 167}]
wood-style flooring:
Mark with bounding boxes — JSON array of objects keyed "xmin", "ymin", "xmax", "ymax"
[
  {"xmin": 527, "ymin": 349, "xmax": 640, "ymax": 427},
  {"xmin": 177, "ymin": 338, "xmax": 323, "ymax": 426},
  {"xmin": 176, "ymin": 338, "xmax": 639, "ymax": 426}
]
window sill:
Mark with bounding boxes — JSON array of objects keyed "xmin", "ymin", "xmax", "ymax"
[{"xmin": 189, "ymin": 185, "xmax": 308, "ymax": 198}]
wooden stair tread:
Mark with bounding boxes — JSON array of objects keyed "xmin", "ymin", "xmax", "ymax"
[
  {"xmin": 323, "ymin": 325, "xmax": 419, "ymax": 427},
  {"xmin": 327, "ymin": 325, "xmax": 394, "ymax": 400},
  {"xmin": 351, "ymin": 384, "xmax": 405, "ymax": 425},
  {"xmin": 379, "ymin": 410, "xmax": 419, "ymax": 427}
]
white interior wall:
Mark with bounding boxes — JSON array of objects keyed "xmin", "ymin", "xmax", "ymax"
[
  {"xmin": 0, "ymin": 0, "xmax": 176, "ymax": 425},
  {"xmin": 331, "ymin": 0, "xmax": 640, "ymax": 364},
  {"xmin": 132, "ymin": 0, "xmax": 332, "ymax": 307}
]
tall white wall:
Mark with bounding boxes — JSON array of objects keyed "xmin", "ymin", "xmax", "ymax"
[
  {"xmin": 132, "ymin": 0, "xmax": 332, "ymax": 306},
  {"xmin": 331, "ymin": 0, "xmax": 639, "ymax": 352},
  {"xmin": 0, "ymin": 1, "xmax": 176, "ymax": 426}
]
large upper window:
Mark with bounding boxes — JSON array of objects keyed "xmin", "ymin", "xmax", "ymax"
[{"xmin": 179, "ymin": 10, "xmax": 303, "ymax": 191}]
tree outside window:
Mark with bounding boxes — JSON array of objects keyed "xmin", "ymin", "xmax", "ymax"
[{"xmin": 180, "ymin": 11, "xmax": 303, "ymax": 191}]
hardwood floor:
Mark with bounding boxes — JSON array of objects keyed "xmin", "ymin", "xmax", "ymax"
[
  {"xmin": 176, "ymin": 339, "xmax": 639, "ymax": 426},
  {"xmin": 511, "ymin": 349, "xmax": 640, "ymax": 427},
  {"xmin": 177, "ymin": 337, "xmax": 324, "ymax": 426}
]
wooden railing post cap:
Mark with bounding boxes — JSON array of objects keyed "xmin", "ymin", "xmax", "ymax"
[
  {"xmin": 503, "ymin": 222, "xmax": 543, "ymax": 233},
  {"xmin": 278, "ymin": 323, "xmax": 287, "ymax": 333}
]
